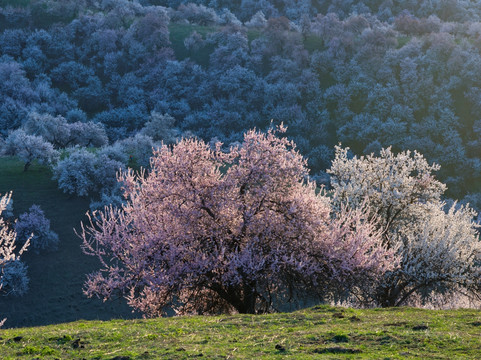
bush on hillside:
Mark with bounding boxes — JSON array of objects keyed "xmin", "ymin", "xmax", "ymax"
[
  {"xmin": 53, "ymin": 148, "xmax": 125, "ymax": 197},
  {"xmin": 15, "ymin": 204, "xmax": 59, "ymax": 253},
  {"xmin": 3, "ymin": 129, "xmax": 59, "ymax": 171}
]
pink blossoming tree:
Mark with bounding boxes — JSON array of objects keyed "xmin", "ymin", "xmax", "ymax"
[{"xmin": 80, "ymin": 127, "xmax": 396, "ymax": 316}]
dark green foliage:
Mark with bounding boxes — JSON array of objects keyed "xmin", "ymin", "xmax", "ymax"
[{"xmin": 0, "ymin": 0, "xmax": 30, "ymax": 7}]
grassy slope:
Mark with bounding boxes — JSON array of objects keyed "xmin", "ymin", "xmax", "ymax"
[
  {"xmin": 1, "ymin": 305, "xmax": 481, "ymax": 359},
  {"xmin": 169, "ymin": 23, "xmax": 216, "ymax": 66},
  {"xmin": 0, "ymin": 157, "xmax": 137, "ymax": 328}
]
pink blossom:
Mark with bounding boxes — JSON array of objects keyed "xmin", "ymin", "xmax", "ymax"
[{"xmin": 80, "ymin": 127, "xmax": 395, "ymax": 316}]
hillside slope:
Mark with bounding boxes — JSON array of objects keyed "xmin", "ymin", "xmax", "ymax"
[
  {"xmin": 1, "ymin": 305, "xmax": 481, "ymax": 359},
  {"xmin": 0, "ymin": 157, "xmax": 138, "ymax": 328}
]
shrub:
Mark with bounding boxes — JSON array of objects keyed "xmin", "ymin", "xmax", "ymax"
[
  {"xmin": 15, "ymin": 205, "xmax": 59, "ymax": 253},
  {"xmin": 53, "ymin": 148, "xmax": 125, "ymax": 197},
  {"xmin": 245, "ymin": 11, "xmax": 267, "ymax": 28},
  {"xmin": 139, "ymin": 112, "xmax": 178, "ymax": 143},
  {"xmin": 23, "ymin": 113, "xmax": 108, "ymax": 149},
  {"xmin": 53, "ymin": 148, "xmax": 97, "ymax": 197},
  {"xmin": 114, "ymin": 133, "xmax": 159, "ymax": 168},
  {"xmin": 0, "ymin": 259, "xmax": 29, "ymax": 297}
]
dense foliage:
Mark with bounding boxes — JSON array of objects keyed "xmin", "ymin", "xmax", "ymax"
[
  {"xmin": 145, "ymin": 0, "xmax": 481, "ymax": 22},
  {"xmin": 0, "ymin": 0, "xmax": 481, "ymax": 204}
]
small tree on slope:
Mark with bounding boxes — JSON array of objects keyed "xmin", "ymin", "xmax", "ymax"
[
  {"xmin": 328, "ymin": 146, "xmax": 481, "ymax": 307},
  {"xmin": 15, "ymin": 205, "xmax": 59, "ymax": 253},
  {"xmin": 3, "ymin": 129, "xmax": 59, "ymax": 171},
  {"xmin": 80, "ymin": 126, "xmax": 396, "ymax": 316}
]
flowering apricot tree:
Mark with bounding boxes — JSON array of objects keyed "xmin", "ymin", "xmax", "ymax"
[
  {"xmin": 80, "ymin": 127, "xmax": 395, "ymax": 316},
  {"xmin": 328, "ymin": 146, "xmax": 447, "ymax": 242},
  {"xmin": 328, "ymin": 146, "xmax": 481, "ymax": 306}
]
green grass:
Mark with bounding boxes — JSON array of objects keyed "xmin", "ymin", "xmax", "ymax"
[
  {"xmin": 169, "ymin": 23, "xmax": 216, "ymax": 66},
  {"xmin": 303, "ymin": 34, "xmax": 324, "ymax": 53},
  {"xmin": 1, "ymin": 305, "xmax": 481, "ymax": 359},
  {"xmin": 247, "ymin": 28, "xmax": 262, "ymax": 43},
  {"xmin": 397, "ymin": 36, "xmax": 412, "ymax": 48},
  {"xmin": 0, "ymin": 157, "xmax": 136, "ymax": 328}
]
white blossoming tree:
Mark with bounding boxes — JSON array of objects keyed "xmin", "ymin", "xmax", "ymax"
[
  {"xmin": 0, "ymin": 192, "xmax": 29, "ymax": 326},
  {"xmin": 328, "ymin": 146, "xmax": 481, "ymax": 307},
  {"xmin": 3, "ymin": 129, "xmax": 59, "ymax": 171}
]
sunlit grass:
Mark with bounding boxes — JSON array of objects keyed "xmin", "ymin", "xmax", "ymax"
[{"xmin": 1, "ymin": 305, "xmax": 481, "ymax": 359}]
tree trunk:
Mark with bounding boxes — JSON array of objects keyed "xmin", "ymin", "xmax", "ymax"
[
  {"xmin": 23, "ymin": 161, "xmax": 31, "ymax": 172},
  {"xmin": 211, "ymin": 282, "xmax": 258, "ymax": 314},
  {"xmin": 239, "ymin": 282, "xmax": 257, "ymax": 314}
]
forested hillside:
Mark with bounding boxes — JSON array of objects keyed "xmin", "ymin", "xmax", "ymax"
[
  {"xmin": 1, "ymin": 0, "xmax": 481, "ymax": 201},
  {"xmin": 1, "ymin": 0, "xmax": 481, "ymax": 328}
]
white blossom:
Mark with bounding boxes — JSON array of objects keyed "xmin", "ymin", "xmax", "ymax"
[{"xmin": 329, "ymin": 146, "xmax": 481, "ymax": 306}]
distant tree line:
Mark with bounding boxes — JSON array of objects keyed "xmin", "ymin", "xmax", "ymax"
[{"xmin": 143, "ymin": 0, "xmax": 481, "ymax": 22}]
